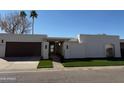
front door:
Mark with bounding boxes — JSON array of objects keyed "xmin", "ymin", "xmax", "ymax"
[{"xmin": 49, "ymin": 41, "xmax": 63, "ymax": 58}]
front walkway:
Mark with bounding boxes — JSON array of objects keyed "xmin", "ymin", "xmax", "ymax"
[{"xmin": 52, "ymin": 61, "xmax": 64, "ymax": 70}]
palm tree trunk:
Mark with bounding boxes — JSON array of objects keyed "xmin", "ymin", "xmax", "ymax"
[{"xmin": 32, "ymin": 17, "xmax": 34, "ymax": 34}]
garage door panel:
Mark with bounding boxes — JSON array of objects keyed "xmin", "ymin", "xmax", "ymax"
[{"xmin": 6, "ymin": 42, "xmax": 41, "ymax": 57}]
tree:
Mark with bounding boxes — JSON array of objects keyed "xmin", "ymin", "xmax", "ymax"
[
  {"xmin": 20, "ymin": 11, "xmax": 27, "ymax": 18},
  {"xmin": 30, "ymin": 10, "xmax": 38, "ymax": 34},
  {"xmin": 19, "ymin": 11, "xmax": 31, "ymax": 34},
  {"xmin": 0, "ymin": 11, "xmax": 31, "ymax": 34}
]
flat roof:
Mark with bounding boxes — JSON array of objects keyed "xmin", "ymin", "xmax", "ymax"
[
  {"xmin": 79, "ymin": 34, "xmax": 119, "ymax": 37},
  {"xmin": 0, "ymin": 33, "xmax": 121, "ymax": 41},
  {"xmin": 47, "ymin": 37, "xmax": 71, "ymax": 41},
  {"xmin": 0, "ymin": 33, "xmax": 47, "ymax": 37}
]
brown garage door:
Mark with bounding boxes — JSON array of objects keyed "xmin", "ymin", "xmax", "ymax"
[{"xmin": 5, "ymin": 42, "xmax": 41, "ymax": 57}]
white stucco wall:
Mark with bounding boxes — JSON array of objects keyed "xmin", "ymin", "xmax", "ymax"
[
  {"xmin": 42, "ymin": 41, "xmax": 49, "ymax": 59},
  {"xmin": 63, "ymin": 42, "xmax": 85, "ymax": 59},
  {"xmin": 0, "ymin": 40, "xmax": 6, "ymax": 57},
  {"xmin": 63, "ymin": 34, "xmax": 121, "ymax": 59},
  {"xmin": 78, "ymin": 34, "xmax": 121, "ymax": 58},
  {"xmin": 0, "ymin": 34, "xmax": 121, "ymax": 59}
]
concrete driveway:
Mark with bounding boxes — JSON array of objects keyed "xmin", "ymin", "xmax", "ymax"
[{"xmin": 0, "ymin": 58, "xmax": 39, "ymax": 71}]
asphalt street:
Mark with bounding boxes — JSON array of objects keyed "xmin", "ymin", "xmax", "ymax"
[{"xmin": 0, "ymin": 68, "xmax": 124, "ymax": 83}]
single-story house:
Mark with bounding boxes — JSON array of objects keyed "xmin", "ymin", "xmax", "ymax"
[{"xmin": 0, "ymin": 33, "xmax": 123, "ymax": 59}]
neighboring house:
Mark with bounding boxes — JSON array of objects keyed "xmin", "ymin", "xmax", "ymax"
[{"xmin": 0, "ymin": 34, "xmax": 123, "ymax": 59}]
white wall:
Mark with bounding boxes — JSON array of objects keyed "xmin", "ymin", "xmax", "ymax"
[
  {"xmin": 78, "ymin": 35, "xmax": 121, "ymax": 58},
  {"xmin": 63, "ymin": 42, "xmax": 85, "ymax": 59},
  {"xmin": 0, "ymin": 34, "xmax": 121, "ymax": 59},
  {"xmin": 42, "ymin": 41, "xmax": 49, "ymax": 59},
  {"xmin": 0, "ymin": 39, "xmax": 6, "ymax": 57},
  {"xmin": 63, "ymin": 35, "xmax": 121, "ymax": 59}
]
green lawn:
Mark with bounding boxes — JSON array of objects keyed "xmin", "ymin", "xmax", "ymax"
[
  {"xmin": 37, "ymin": 60, "xmax": 53, "ymax": 68},
  {"xmin": 62, "ymin": 59, "xmax": 124, "ymax": 67}
]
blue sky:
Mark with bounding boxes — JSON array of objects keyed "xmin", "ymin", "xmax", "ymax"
[{"xmin": 0, "ymin": 10, "xmax": 124, "ymax": 38}]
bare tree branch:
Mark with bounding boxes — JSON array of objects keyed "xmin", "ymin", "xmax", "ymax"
[{"xmin": 0, "ymin": 12, "xmax": 31, "ymax": 34}]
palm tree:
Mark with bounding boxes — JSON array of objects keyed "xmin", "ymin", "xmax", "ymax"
[
  {"xmin": 30, "ymin": 10, "xmax": 38, "ymax": 34},
  {"xmin": 19, "ymin": 11, "xmax": 27, "ymax": 19},
  {"xmin": 19, "ymin": 11, "xmax": 27, "ymax": 34}
]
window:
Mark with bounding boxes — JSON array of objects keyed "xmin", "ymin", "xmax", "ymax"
[
  {"xmin": 50, "ymin": 48, "xmax": 54, "ymax": 52},
  {"xmin": 50, "ymin": 45, "xmax": 54, "ymax": 53},
  {"xmin": 50, "ymin": 45, "xmax": 54, "ymax": 48}
]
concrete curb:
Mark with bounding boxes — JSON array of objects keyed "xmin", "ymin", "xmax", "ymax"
[{"xmin": 0, "ymin": 66, "xmax": 124, "ymax": 73}]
